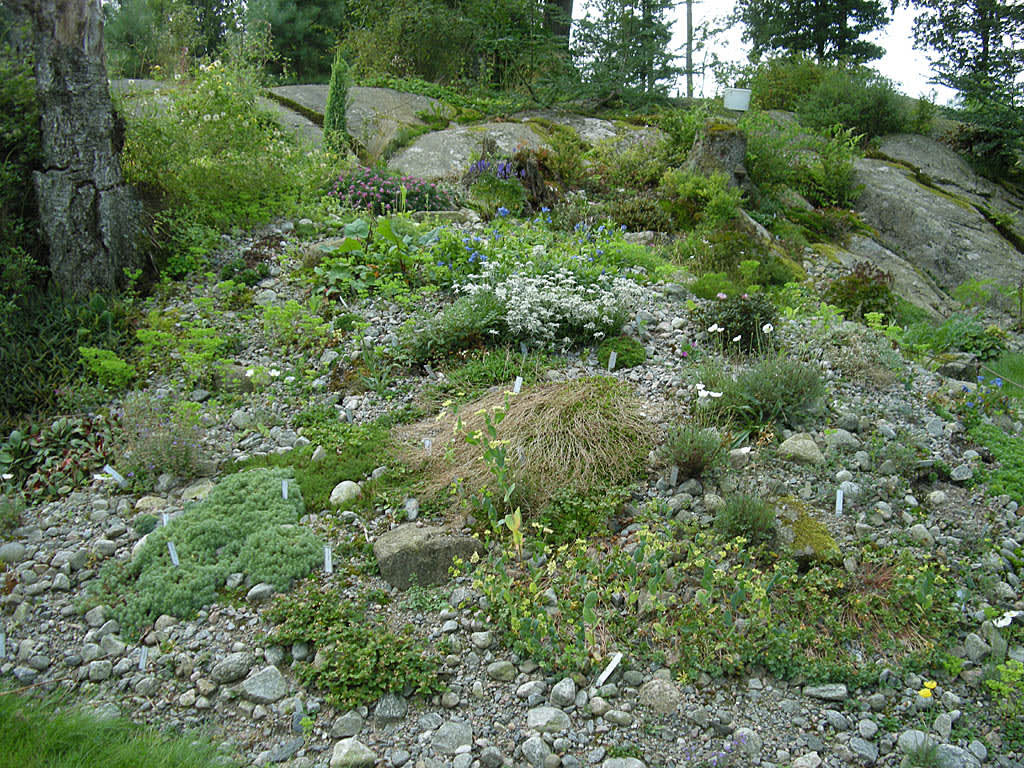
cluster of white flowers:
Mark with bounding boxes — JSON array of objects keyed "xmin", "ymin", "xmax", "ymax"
[
  {"xmin": 459, "ymin": 263, "xmax": 644, "ymax": 348},
  {"xmin": 696, "ymin": 382, "xmax": 723, "ymax": 399}
]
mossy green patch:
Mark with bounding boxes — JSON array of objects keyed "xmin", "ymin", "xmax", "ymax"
[
  {"xmin": 90, "ymin": 469, "xmax": 321, "ymax": 637},
  {"xmin": 597, "ymin": 336, "xmax": 647, "ymax": 370}
]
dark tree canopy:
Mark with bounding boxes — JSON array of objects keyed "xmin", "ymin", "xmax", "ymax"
[
  {"xmin": 738, "ymin": 0, "xmax": 890, "ymax": 64},
  {"xmin": 912, "ymin": 0, "xmax": 1024, "ymax": 97}
]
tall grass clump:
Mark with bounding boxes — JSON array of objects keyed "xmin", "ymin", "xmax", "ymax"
[
  {"xmin": 701, "ymin": 357, "xmax": 825, "ymax": 429},
  {"xmin": 0, "ymin": 687, "xmax": 235, "ymax": 768}
]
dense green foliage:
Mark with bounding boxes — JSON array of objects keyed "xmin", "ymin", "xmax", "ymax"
[
  {"xmin": 91, "ymin": 469, "xmax": 321, "ymax": 637},
  {"xmin": 322, "ymin": 49, "xmax": 350, "ymax": 148},
  {"xmin": 715, "ymin": 493, "xmax": 776, "ymax": 546},
  {"xmin": 737, "ymin": 0, "xmax": 889, "ymax": 63},
  {"xmin": 660, "ymin": 423, "xmax": 724, "ymax": 479},
  {"xmin": 597, "ymin": 335, "xmax": 647, "ymax": 370},
  {"xmin": 0, "ymin": 687, "xmax": 236, "ymax": 768},
  {"xmin": 266, "ymin": 581, "xmax": 444, "ymax": 708}
]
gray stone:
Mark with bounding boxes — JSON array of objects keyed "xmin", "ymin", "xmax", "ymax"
[
  {"xmin": 267, "ymin": 738, "xmax": 304, "ymax": 764},
  {"xmin": 470, "ymin": 631, "xmax": 493, "ymax": 649},
  {"xmin": 518, "ymin": 680, "xmax": 547, "ymax": 699},
  {"xmin": 329, "ymin": 481, "xmax": 361, "ymax": 507},
  {"xmin": 603, "ymin": 709, "xmax": 633, "ymax": 727},
  {"xmin": 403, "ymin": 497, "xmax": 420, "ymax": 521},
  {"xmin": 88, "ymin": 659, "xmax": 112, "ymax": 681},
  {"xmin": 211, "ymin": 652, "xmax": 252, "ymax": 684},
  {"xmin": 241, "ymin": 666, "xmax": 287, "ymax": 704},
  {"xmin": 950, "ymin": 464, "xmax": 973, "ymax": 482},
  {"xmin": 330, "ymin": 738, "xmax": 376, "ymax": 768},
  {"xmin": 778, "ymin": 433, "xmax": 825, "ymax": 465},
  {"xmin": 374, "ymin": 524, "xmax": 485, "ymax": 590},
  {"xmin": 84, "ymin": 605, "xmax": 106, "ymax": 627},
  {"xmin": 792, "ymin": 752, "xmax": 822, "ymax": 768},
  {"xmin": 374, "ymin": 693, "xmax": 408, "ymax": 722},
  {"xmin": 638, "ymin": 678, "xmax": 682, "ymax": 714},
  {"xmin": 897, "ymin": 729, "xmax": 931, "ymax": 753},
  {"xmin": 685, "ymin": 119, "xmax": 747, "ymax": 188},
  {"xmin": 734, "ymin": 727, "xmax": 762, "ymax": 757},
  {"xmin": 804, "ymin": 683, "xmax": 847, "ymax": 701},
  {"xmin": 858, "ymin": 719, "xmax": 879, "ymax": 739},
  {"xmin": 522, "ymin": 735, "xmax": 551, "ymax": 767},
  {"xmin": 825, "ymin": 709, "xmax": 850, "ymax": 731},
  {"xmin": 331, "ymin": 711, "xmax": 363, "ymax": 738},
  {"xmin": 0, "ymin": 542, "xmax": 27, "ymax": 563},
  {"xmin": 824, "ymin": 428, "xmax": 861, "ymax": 451},
  {"xmin": 550, "ymin": 677, "xmax": 576, "ymax": 707},
  {"xmin": 935, "ymin": 744, "xmax": 981, "ymax": 768},
  {"xmin": 933, "ymin": 712, "xmax": 953, "ymax": 741},
  {"xmin": 480, "ymin": 745, "xmax": 505, "ymax": 768},
  {"xmin": 850, "ymin": 737, "xmax": 878, "ymax": 764},
  {"xmin": 487, "ymin": 660, "xmax": 516, "ymax": 681},
  {"xmin": 527, "ymin": 706, "xmax": 570, "ymax": 733},
  {"xmin": 909, "ymin": 523, "xmax": 935, "ymax": 548},
  {"xmin": 431, "ymin": 719, "xmax": 473, "ymax": 755},
  {"xmin": 964, "ymin": 632, "xmax": 990, "ymax": 663},
  {"xmin": 246, "ymin": 583, "xmax": 276, "ymax": 603}
]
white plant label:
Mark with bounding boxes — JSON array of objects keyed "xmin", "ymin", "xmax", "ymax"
[
  {"xmin": 0, "ymin": 630, "xmax": 5, "ymax": 659},
  {"xmin": 835, "ymin": 488, "xmax": 844, "ymax": 515},
  {"xmin": 162, "ymin": 513, "xmax": 169, "ymax": 527},
  {"xmin": 595, "ymin": 651, "xmax": 623, "ymax": 688},
  {"xmin": 607, "ymin": 351, "xmax": 618, "ymax": 371},
  {"xmin": 167, "ymin": 541, "xmax": 179, "ymax": 567},
  {"xmin": 423, "ymin": 438, "xmax": 432, "ymax": 453},
  {"xmin": 139, "ymin": 646, "xmax": 148, "ymax": 670},
  {"xmin": 282, "ymin": 479, "xmax": 289, "ymax": 500},
  {"xmin": 520, "ymin": 342, "xmax": 528, "ymax": 357},
  {"xmin": 102, "ymin": 464, "xmax": 127, "ymax": 487},
  {"xmin": 669, "ymin": 466, "xmax": 679, "ymax": 488},
  {"xmin": 513, "ymin": 376, "xmax": 523, "ymax": 394},
  {"xmin": 324, "ymin": 545, "xmax": 333, "ymax": 575}
]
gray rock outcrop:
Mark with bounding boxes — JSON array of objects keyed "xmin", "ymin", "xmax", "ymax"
[{"xmin": 373, "ymin": 524, "xmax": 484, "ymax": 589}]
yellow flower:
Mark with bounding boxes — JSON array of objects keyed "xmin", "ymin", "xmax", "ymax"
[
  {"xmin": 924, "ymin": 680, "xmax": 937, "ymax": 690},
  {"xmin": 918, "ymin": 688, "xmax": 932, "ymax": 698}
]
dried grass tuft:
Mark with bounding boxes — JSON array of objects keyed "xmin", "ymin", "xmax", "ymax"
[{"xmin": 395, "ymin": 377, "xmax": 656, "ymax": 514}]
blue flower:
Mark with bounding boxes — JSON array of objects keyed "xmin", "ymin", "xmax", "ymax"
[
  {"xmin": 497, "ymin": 207, "xmax": 510, "ymax": 217},
  {"xmin": 994, "ymin": 377, "xmax": 1004, "ymax": 388},
  {"xmin": 541, "ymin": 206, "xmax": 550, "ymax": 213}
]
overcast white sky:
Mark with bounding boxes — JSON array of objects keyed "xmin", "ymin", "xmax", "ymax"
[{"xmin": 578, "ymin": 0, "xmax": 959, "ymax": 103}]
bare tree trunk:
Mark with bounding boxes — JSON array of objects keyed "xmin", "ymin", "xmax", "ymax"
[{"xmin": 26, "ymin": 0, "xmax": 141, "ymax": 297}]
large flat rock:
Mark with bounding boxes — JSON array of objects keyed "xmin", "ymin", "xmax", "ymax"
[
  {"xmin": 388, "ymin": 122, "xmax": 546, "ymax": 180},
  {"xmin": 373, "ymin": 524, "xmax": 484, "ymax": 590},
  {"xmin": 854, "ymin": 157, "xmax": 1022, "ymax": 297}
]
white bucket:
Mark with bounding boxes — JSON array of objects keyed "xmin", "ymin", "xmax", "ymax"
[{"xmin": 723, "ymin": 87, "xmax": 752, "ymax": 111}]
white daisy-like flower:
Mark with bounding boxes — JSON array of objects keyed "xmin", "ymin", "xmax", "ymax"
[
  {"xmin": 762, "ymin": 323, "xmax": 774, "ymax": 334},
  {"xmin": 732, "ymin": 335, "xmax": 742, "ymax": 343}
]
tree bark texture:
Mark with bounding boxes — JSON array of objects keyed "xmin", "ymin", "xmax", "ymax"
[{"xmin": 28, "ymin": 0, "xmax": 140, "ymax": 297}]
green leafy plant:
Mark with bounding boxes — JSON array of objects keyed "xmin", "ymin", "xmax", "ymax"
[
  {"xmin": 330, "ymin": 166, "xmax": 454, "ymax": 216},
  {"xmin": 597, "ymin": 336, "xmax": 647, "ymax": 370},
  {"xmin": 266, "ymin": 581, "xmax": 444, "ymax": 709},
  {"xmin": 323, "ymin": 50, "xmax": 351, "ymax": 151},
  {"xmin": 799, "ymin": 124, "xmax": 863, "ymax": 208},
  {"xmin": 702, "ymin": 357, "xmax": 825, "ymax": 429},
  {"xmin": 824, "ymin": 261, "xmax": 897, "ymax": 321},
  {"xmin": 702, "ymin": 292, "xmax": 778, "ymax": 355},
  {"xmin": 715, "ymin": 493, "xmax": 776, "ymax": 547},
  {"xmin": 795, "ymin": 66, "xmax": 908, "ymax": 139},
  {"xmin": 537, "ymin": 485, "xmax": 630, "ymax": 547},
  {"xmin": 78, "ymin": 346, "xmax": 137, "ymax": 391},
  {"xmin": 658, "ymin": 169, "xmax": 742, "ymax": 231},
  {"xmin": 91, "ymin": 468, "xmax": 321, "ymax": 637},
  {"xmin": 399, "ymin": 291, "xmax": 506, "ymax": 363},
  {"xmin": 118, "ymin": 392, "xmax": 206, "ymax": 490},
  {"xmin": 689, "ymin": 271, "xmax": 740, "ymax": 300},
  {"xmin": 660, "ymin": 423, "xmax": 724, "ymax": 479}
]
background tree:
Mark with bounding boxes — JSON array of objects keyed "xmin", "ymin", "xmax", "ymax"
[
  {"xmin": 103, "ymin": 0, "xmax": 198, "ymax": 77},
  {"xmin": 573, "ymin": 0, "xmax": 679, "ymax": 102},
  {"xmin": 246, "ymin": 0, "xmax": 349, "ymax": 81},
  {"xmin": 737, "ymin": 0, "xmax": 890, "ymax": 64},
  {"xmin": 912, "ymin": 0, "xmax": 1024, "ymax": 174},
  {"xmin": 19, "ymin": 0, "xmax": 141, "ymax": 297}
]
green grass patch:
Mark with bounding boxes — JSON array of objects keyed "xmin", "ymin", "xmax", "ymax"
[
  {"xmin": 0, "ymin": 688, "xmax": 235, "ymax": 768},
  {"xmin": 970, "ymin": 422, "xmax": 1024, "ymax": 504},
  {"xmin": 984, "ymin": 352, "xmax": 1024, "ymax": 400}
]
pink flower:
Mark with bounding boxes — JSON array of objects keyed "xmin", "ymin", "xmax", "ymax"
[{"xmin": 716, "ymin": 292, "xmax": 727, "ymax": 300}]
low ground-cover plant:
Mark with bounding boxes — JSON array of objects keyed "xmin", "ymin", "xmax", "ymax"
[
  {"xmin": 825, "ymin": 261, "xmax": 898, "ymax": 321},
  {"xmin": 896, "ymin": 314, "xmax": 1008, "ymax": 361},
  {"xmin": 90, "ymin": 468, "xmax": 321, "ymax": 637},
  {"xmin": 470, "ymin": 516, "xmax": 961, "ymax": 681},
  {"xmin": 597, "ymin": 335, "xmax": 646, "ymax": 370},
  {"xmin": 436, "ymin": 347, "xmax": 554, "ymax": 398},
  {"xmin": 266, "ymin": 580, "xmax": 444, "ymax": 709},
  {"xmin": 969, "ymin": 422, "xmax": 1024, "ymax": 503},
  {"xmin": 329, "ymin": 166, "xmax": 454, "ymax": 215},
  {"xmin": 0, "ymin": 687, "xmax": 236, "ymax": 768}
]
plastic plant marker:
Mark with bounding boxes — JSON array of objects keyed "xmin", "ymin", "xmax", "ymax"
[
  {"xmin": 608, "ymin": 351, "xmax": 618, "ymax": 371},
  {"xmin": 513, "ymin": 376, "xmax": 523, "ymax": 394},
  {"xmin": 139, "ymin": 646, "xmax": 148, "ymax": 670},
  {"xmin": 167, "ymin": 541, "xmax": 179, "ymax": 567},
  {"xmin": 835, "ymin": 488, "xmax": 844, "ymax": 515},
  {"xmin": 324, "ymin": 545, "xmax": 333, "ymax": 575}
]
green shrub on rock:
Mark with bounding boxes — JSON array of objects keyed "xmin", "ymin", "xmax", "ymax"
[{"xmin": 92, "ymin": 468, "xmax": 321, "ymax": 637}]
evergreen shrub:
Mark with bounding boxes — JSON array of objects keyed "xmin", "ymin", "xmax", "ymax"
[{"xmin": 91, "ymin": 468, "xmax": 321, "ymax": 636}]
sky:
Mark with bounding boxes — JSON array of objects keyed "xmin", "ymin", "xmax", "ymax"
[{"xmin": 619, "ymin": 0, "xmax": 959, "ymax": 103}]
